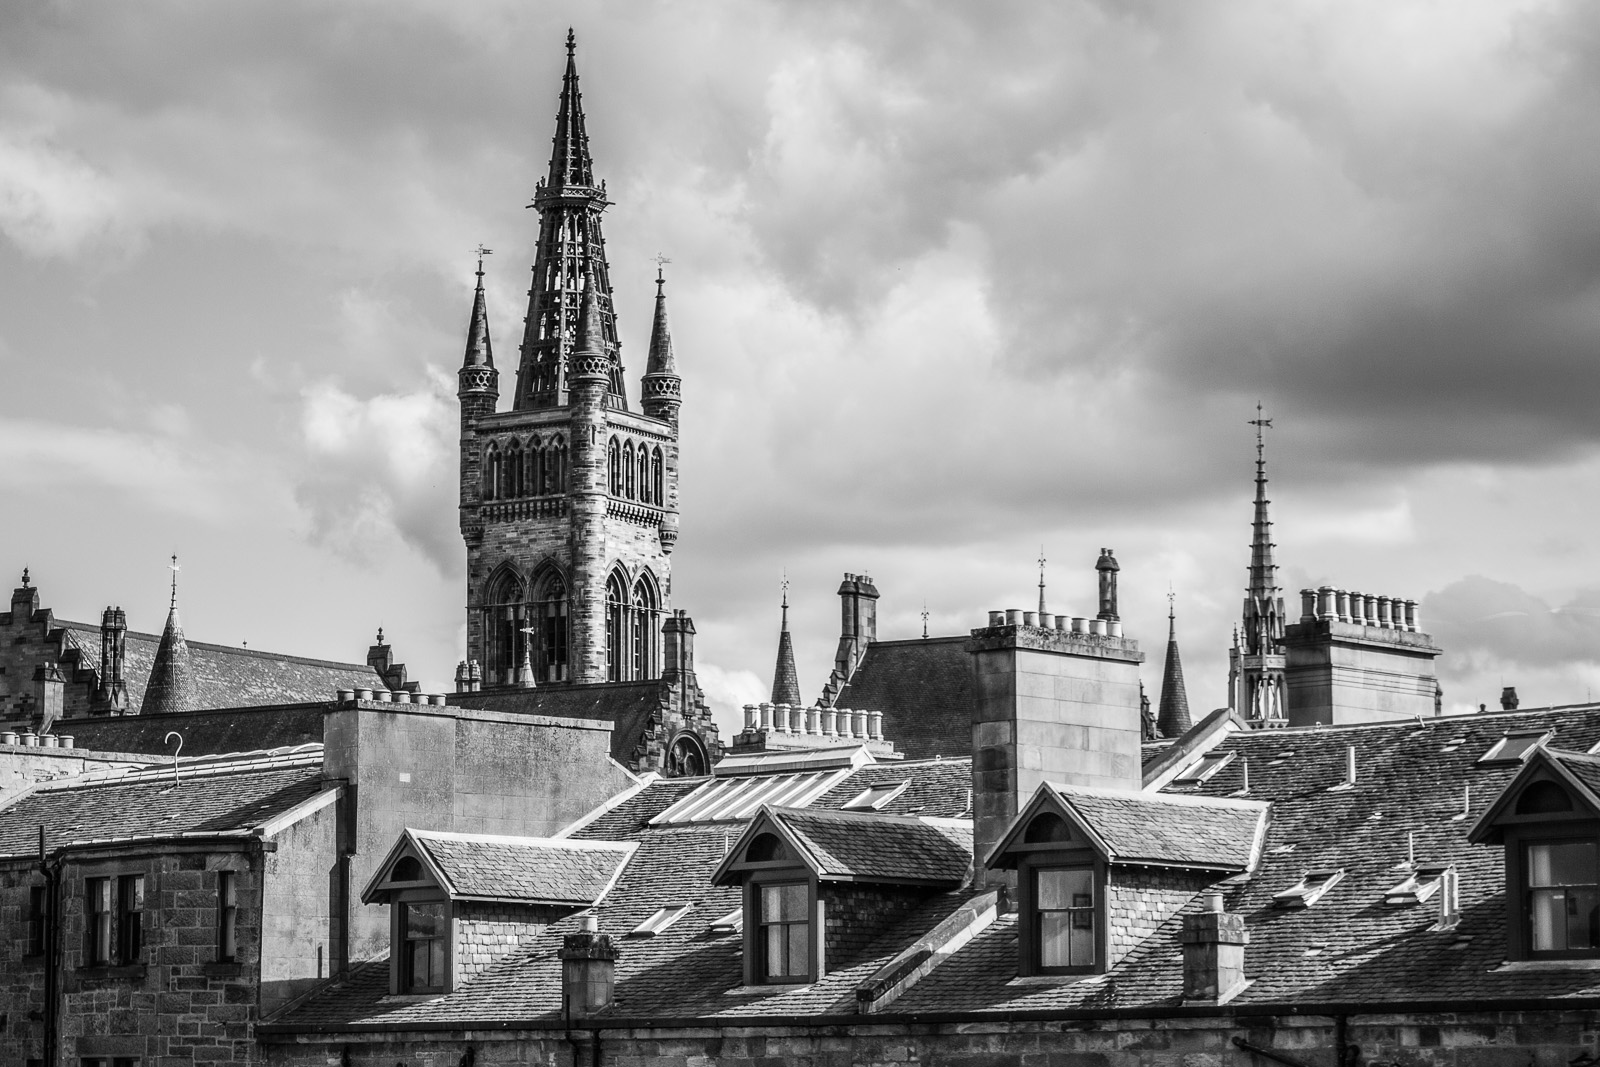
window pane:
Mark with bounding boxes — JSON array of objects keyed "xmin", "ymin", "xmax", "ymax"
[
  {"xmin": 1567, "ymin": 887, "xmax": 1600, "ymax": 950},
  {"xmin": 764, "ymin": 922, "xmax": 787, "ymax": 979},
  {"xmin": 786, "ymin": 920, "xmax": 810, "ymax": 976},
  {"xmin": 1039, "ymin": 912, "xmax": 1072, "ymax": 968},
  {"xmin": 1069, "ymin": 914, "xmax": 1096, "ymax": 966},
  {"xmin": 1037, "ymin": 868, "xmax": 1091, "ymax": 909},
  {"xmin": 1532, "ymin": 842, "xmax": 1597, "ymax": 887},
  {"xmin": 406, "ymin": 903, "xmax": 445, "ymax": 938}
]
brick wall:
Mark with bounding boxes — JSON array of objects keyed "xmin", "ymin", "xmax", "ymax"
[
  {"xmin": 58, "ymin": 846, "xmax": 261, "ymax": 1065},
  {"xmin": 821, "ymin": 884, "xmax": 930, "ymax": 971},
  {"xmin": 257, "ymin": 1010, "xmax": 1600, "ymax": 1067},
  {"xmin": 1105, "ymin": 865, "xmax": 1215, "ymax": 965},
  {"xmin": 0, "ymin": 863, "xmax": 49, "ymax": 1064},
  {"xmin": 453, "ymin": 901, "xmax": 553, "ymax": 984}
]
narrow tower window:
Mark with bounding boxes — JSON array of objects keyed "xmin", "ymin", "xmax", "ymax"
[
  {"xmin": 482, "ymin": 570, "xmax": 527, "ymax": 686},
  {"xmin": 623, "ymin": 440, "xmax": 636, "ymax": 499},
  {"xmin": 533, "ymin": 569, "xmax": 570, "ymax": 682},
  {"xmin": 652, "ymin": 447, "xmax": 663, "ymax": 505},
  {"xmin": 606, "ymin": 571, "xmax": 628, "ymax": 681},
  {"xmin": 636, "ymin": 445, "xmax": 651, "ymax": 504},
  {"xmin": 632, "ymin": 576, "xmax": 659, "ymax": 679},
  {"xmin": 608, "ymin": 438, "xmax": 622, "ymax": 496},
  {"xmin": 483, "ymin": 444, "xmax": 500, "ymax": 502}
]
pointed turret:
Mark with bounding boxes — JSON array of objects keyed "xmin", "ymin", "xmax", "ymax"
[
  {"xmin": 771, "ymin": 582, "xmax": 802, "ymax": 708},
  {"xmin": 1157, "ymin": 598, "xmax": 1192, "ymax": 738},
  {"xmin": 143, "ymin": 558, "xmax": 194, "ymax": 716},
  {"xmin": 1230, "ymin": 407, "xmax": 1288, "ymax": 727},
  {"xmin": 515, "ymin": 32, "xmax": 628, "ymax": 411},
  {"xmin": 458, "ymin": 248, "xmax": 499, "ymax": 410},
  {"xmin": 641, "ymin": 267, "xmax": 682, "ymax": 423}
]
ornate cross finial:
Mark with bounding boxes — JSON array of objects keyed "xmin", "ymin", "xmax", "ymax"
[
  {"xmin": 168, "ymin": 555, "xmax": 180, "ymax": 610},
  {"xmin": 566, "ymin": 27, "xmax": 576, "ymax": 56},
  {"xmin": 20, "ymin": 567, "xmax": 28, "ymax": 588},
  {"xmin": 376, "ymin": 627, "xmax": 385, "ymax": 645},
  {"xmin": 1168, "ymin": 585, "xmax": 1176, "ymax": 619},
  {"xmin": 474, "ymin": 245, "xmax": 493, "ymax": 277},
  {"xmin": 780, "ymin": 569, "xmax": 789, "ymax": 608},
  {"xmin": 1249, "ymin": 402, "xmax": 1273, "ymax": 459},
  {"xmin": 653, "ymin": 253, "xmax": 671, "ymax": 286},
  {"xmin": 922, "ymin": 600, "xmax": 930, "ymax": 640}
]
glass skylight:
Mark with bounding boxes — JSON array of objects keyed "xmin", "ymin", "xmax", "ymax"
[
  {"xmin": 842, "ymin": 781, "xmax": 909, "ymax": 811},
  {"xmin": 630, "ymin": 902, "xmax": 693, "ymax": 937},
  {"xmin": 648, "ymin": 768, "xmax": 852, "ymax": 826},
  {"xmin": 1171, "ymin": 750, "xmax": 1235, "ymax": 787},
  {"xmin": 1273, "ymin": 868, "xmax": 1344, "ymax": 909},
  {"xmin": 1478, "ymin": 730, "xmax": 1551, "ymax": 765}
]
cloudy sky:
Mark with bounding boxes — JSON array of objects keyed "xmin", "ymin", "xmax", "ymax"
[{"xmin": 5, "ymin": 0, "xmax": 1600, "ymax": 731}]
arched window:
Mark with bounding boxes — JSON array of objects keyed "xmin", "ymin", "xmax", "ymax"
[
  {"xmin": 548, "ymin": 436, "xmax": 567, "ymax": 494},
  {"xmin": 482, "ymin": 567, "xmax": 526, "ymax": 686},
  {"xmin": 666, "ymin": 734, "xmax": 707, "ymax": 778},
  {"xmin": 651, "ymin": 447, "xmax": 664, "ymax": 505},
  {"xmin": 637, "ymin": 446, "xmax": 651, "ymax": 504},
  {"xmin": 531, "ymin": 567, "xmax": 569, "ymax": 683},
  {"xmin": 483, "ymin": 444, "xmax": 500, "ymax": 501},
  {"xmin": 1518, "ymin": 781, "xmax": 1574, "ymax": 815},
  {"xmin": 1024, "ymin": 812, "xmax": 1073, "ymax": 844},
  {"xmin": 632, "ymin": 575, "xmax": 659, "ymax": 680},
  {"xmin": 605, "ymin": 571, "xmax": 628, "ymax": 681},
  {"xmin": 623, "ymin": 440, "xmax": 636, "ymax": 499},
  {"xmin": 504, "ymin": 439, "xmax": 523, "ymax": 499},
  {"xmin": 607, "ymin": 438, "xmax": 622, "ymax": 496},
  {"xmin": 526, "ymin": 436, "xmax": 542, "ymax": 496},
  {"xmin": 747, "ymin": 833, "xmax": 790, "ymax": 862}
]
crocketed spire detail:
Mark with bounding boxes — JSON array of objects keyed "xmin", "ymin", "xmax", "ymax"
[
  {"xmin": 514, "ymin": 31, "xmax": 628, "ymax": 411},
  {"xmin": 1243, "ymin": 405, "xmax": 1283, "ymax": 657},
  {"xmin": 771, "ymin": 583, "xmax": 802, "ymax": 708},
  {"xmin": 463, "ymin": 249, "xmax": 494, "ymax": 371},
  {"xmin": 1157, "ymin": 600, "xmax": 1192, "ymax": 738}
]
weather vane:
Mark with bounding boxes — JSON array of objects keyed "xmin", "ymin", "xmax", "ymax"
[
  {"xmin": 1037, "ymin": 546, "xmax": 1047, "ymax": 616},
  {"xmin": 653, "ymin": 253, "xmax": 671, "ymax": 283},
  {"xmin": 474, "ymin": 245, "xmax": 493, "ymax": 275},
  {"xmin": 168, "ymin": 554, "xmax": 181, "ymax": 610},
  {"xmin": 1248, "ymin": 401, "xmax": 1273, "ymax": 457}
]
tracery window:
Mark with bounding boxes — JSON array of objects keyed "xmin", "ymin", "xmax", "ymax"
[
  {"xmin": 605, "ymin": 571, "xmax": 627, "ymax": 681},
  {"xmin": 651, "ymin": 447, "xmax": 663, "ymax": 505},
  {"xmin": 532, "ymin": 568, "xmax": 569, "ymax": 683},
  {"xmin": 636, "ymin": 445, "xmax": 651, "ymax": 504},
  {"xmin": 503, "ymin": 439, "xmax": 523, "ymax": 499},
  {"xmin": 483, "ymin": 444, "xmax": 501, "ymax": 501},
  {"xmin": 623, "ymin": 440, "xmax": 636, "ymax": 499},
  {"xmin": 608, "ymin": 438, "xmax": 622, "ymax": 496},
  {"xmin": 547, "ymin": 435, "xmax": 568, "ymax": 494},
  {"xmin": 482, "ymin": 569, "xmax": 526, "ymax": 686},
  {"xmin": 632, "ymin": 576, "xmax": 658, "ymax": 679}
]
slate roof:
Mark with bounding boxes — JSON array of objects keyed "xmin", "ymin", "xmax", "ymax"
[
  {"xmin": 57, "ymin": 703, "xmax": 328, "ymax": 757},
  {"xmin": 833, "ymin": 637, "xmax": 972, "ymax": 761},
  {"xmin": 402, "ymin": 830, "xmax": 634, "ymax": 904},
  {"xmin": 0, "ymin": 753, "xmax": 327, "ymax": 857},
  {"xmin": 60, "ymin": 620, "xmax": 384, "ymax": 717},
  {"xmin": 737, "ymin": 806, "xmax": 971, "ymax": 884},
  {"xmin": 1048, "ymin": 784, "xmax": 1266, "ymax": 870},
  {"xmin": 449, "ymin": 681, "xmax": 665, "ymax": 764},
  {"xmin": 810, "ymin": 757, "xmax": 972, "ymax": 818}
]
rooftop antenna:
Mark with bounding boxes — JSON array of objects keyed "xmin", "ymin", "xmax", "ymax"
[
  {"xmin": 1037, "ymin": 546, "xmax": 1047, "ymax": 615},
  {"xmin": 164, "ymin": 731, "xmax": 184, "ymax": 785}
]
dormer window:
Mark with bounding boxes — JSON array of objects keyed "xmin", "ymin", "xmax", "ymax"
[
  {"xmin": 1469, "ymin": 749, "xmax": 1600, "ymax": 961},
  {"xmin": 1479, "ymin": 729, "xmax": 1552, "ymax": 765},
  {"xmin": 1273, "ymin": 869, "xmax": 1344, "ymax": 909},
  {"xmin": 401, "ymin": 902, "xmax": 448, "ymax": 993},
  {"xmin": 1034, "ymin": 866, "xmax": 1096, "ymax": 971},
  {"xmin": 758, "ymin": 883, "xmax": 811, "ymax": 981}
]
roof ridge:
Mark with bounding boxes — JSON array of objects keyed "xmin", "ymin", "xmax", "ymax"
[
  {"xmin": 1062, "ymin": 783, "xmax": 1269, "ymax": 810},
  {"xmin": 60, "ymin": 620, "xmax": 378, "ymax": 672},
  {"xmin": 410, "ymin": 829, "xmax": 636, "ymax": 850},
  {"xmin": 38, "ymin": 751, "xmax": 323, "ymax": 791}
]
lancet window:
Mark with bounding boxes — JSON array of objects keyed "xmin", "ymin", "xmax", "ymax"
[
  {"xmin": 636, "ymin": 446, "xmax": 651, "ymax": 504},
  {"xmin": 623, "ymin": 440, "xmax": 637, "ymax": 498},
  {"xmin": 481, "ymin": 568, "xmax": 527, "ymax": 686},
  {"xmin": 604, "ymin": 569, "xmax": 661, "ymax": 682},
  {"xmin": 651, "ymin": 447, "xmax": 663, "ymax": 505},
  {"xmin": 532, "ymin": 567, "xmax": 570, "ymax": 683},
  {"xmin": 608, "ymin": 438, "xmax": 623, "ymax": 496}
]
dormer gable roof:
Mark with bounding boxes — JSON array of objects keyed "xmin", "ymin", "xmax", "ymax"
[
  {"xmin": 1467, "ymin": 747, "xmax": 1600, "ymax": 845},
  {"xmin": 710, "ymin": 804, "xmax": 971, "ymax": 888},
  {"xmin": 361, "ymin": 828, "xmax": 636, "ymax": 906},
  {"xmin": 985, "ymin": 782, "xmax": 1269, "ymax": 873}
]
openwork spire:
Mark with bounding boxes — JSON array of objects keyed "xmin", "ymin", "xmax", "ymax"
[
  {"xmin": 1157, "ymin": 593, "xmax": 1192, "ymax": 738},
  {"xmin": 143, "ymin": 555, "xmax": 194, "ymax": 716},
  {"xmin": 771, "ymin": 576, "xmax": 802, "ymax": 708},
  {"xmin": 1243, "ymin": 404, "xmax": 1283, "ymax": 655},
  {"xmin": 514, "ymin": 31, "xmax": 627, "ymax": 411}
]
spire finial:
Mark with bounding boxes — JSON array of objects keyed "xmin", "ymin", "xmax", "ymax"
[
  {"xmin": 566, "ymin": 27, "xmax": 576, "ymax": 56},
  {"xmin": 1037, "ymin": 546, "xmax": 1047, "ymax": 616},
  {"xmin": 20, "ymin": 567, "xmax": 28, "ymax": 588},
  {"xmin": 1249, "ymin": 402, "xmax": 1273, "ymax": 467},
  {"xmin": 653, "ymin": 253, "xmax": 671, "ymax": 288},
  {"xmin": 168, "ymin": 554, "xmax": 180, "ymax": 611},
  {"xmin": 376, "ymin": 626, "xmax": 385, "ymax": 645},
  {"xmin": 474, "ymin": 245, "xmax": 493, "ymax": 281},
  {"xmin": 922, "ymin": 600, "xmax": 930, "ymax": 640},
  {"xmin": 780, "ymin": 571, "xmax": 790, "ymax": 631}
]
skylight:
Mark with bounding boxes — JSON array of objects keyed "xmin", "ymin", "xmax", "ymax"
[
  {"xmin": 1171, "ymin": 750, "xmax": 1235, "ymax": 787},
  {"xmin": 1383, "ymin": 865, "xmax": 1451, "ymax": 907},
  {"xmin": 1273, "ymin": 868, "xmax": 1344, "ymax": 909},
  {"xmin": 1478, "ymin": 729, "xmax": 1551, "ymax": 765},
  {"xmin": 630, "ymin": 902, "xmax": 693, "ymax": 937},
  {"xmin": 648, "ymin": 769, "xmax": 851, "ymax": 826},
  {"xmin": 842, "ymin": 781, "xmax": 909, "ymax": 811},
  {"xmin": 708, "ymin": 907, "xmax": 743, "ymax": 935}
]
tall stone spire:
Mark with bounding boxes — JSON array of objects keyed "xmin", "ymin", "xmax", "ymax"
[
  {"xmin": 142, "ymin": 555, "xmax": 194, "ymax": 716},
  {"xmin": 1157, "ymin": 593, "xmax": 1192, "ymax": 738},
  {"xmin": 640, "ymin": 264, "xmax": 682, "ymax": 423},
  {"xmin": 514, "ymin": 30, "xmax": 628, "ymax": 411},
  {"xmin": 1230, "ymin": 406, "xmax": 1287, "ymax": 727},
  {"xmin": 770, "ymin": 576, "xmax": 802, "ymax": 708},
  {"xmin": 463, "ymin": 247, "xmax": 495, "ymax": 374}
]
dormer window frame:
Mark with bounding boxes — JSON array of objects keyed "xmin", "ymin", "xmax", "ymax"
[
  {"xmin": 1016, "ymin": 852, "xmax": 1106, "ymax": 977},
  {"xmin": 1470, "ymin": 753, "xmax": 1600, "ymax": 961},
  {"xmin": 723, "ymin": 829, "xmax": 824, "ymax": 985},
  {"xmin": 368, "ymin": 844, "xmax": 454, "ymax": 996}
]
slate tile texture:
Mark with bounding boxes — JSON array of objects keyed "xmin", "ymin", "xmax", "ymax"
[{"xmin": 411, "ymin": 831, "xmax": 633, "ymax": 904}]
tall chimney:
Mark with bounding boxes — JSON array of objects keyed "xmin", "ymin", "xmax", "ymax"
[
  {"xmin": 1181, "ymin": 892, "xmax": 1249, "ymax": 1004},
  {"xmin": 1501, "ymin": 686, "xmax": 1519, "ymax": 711},
  {"xmin": 559, "ymin": 913, "xmax": 620, "ymax": 1017},
  {"xmin": 968, "ymin": 603, "xmax": 1144, "ymax": 883},
  {"xmin": 1095, "ymin": 549, "xmax": 1120, "ymax": 621},
  {"xmin": 96, "ymin": 606, "xmax": 128, "ymax": 714},
  {"xmin": 34, "ymin": 663, "xmax": 65, "ymax": 735},
  {"xmin": 832, "ymin": 573, "xmax": 880, "ymax": 686}
]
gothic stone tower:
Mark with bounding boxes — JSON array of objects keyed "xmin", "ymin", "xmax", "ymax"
[
  {"xmin": 1227, "ymin": 410, "xmax": 1287, "ymax": 727},
  {"xmin": 459, "ymin": 33, "xmax": 682, "ymax": 688}
]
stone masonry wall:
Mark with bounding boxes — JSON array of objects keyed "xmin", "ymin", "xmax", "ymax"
[
  {"xmin": 821, "ymin": 884, "xmax": 930, "ymax": 971},
  {"xmin": 0, "ymin": 862, "xmax": 50, "ymax": 1065},
  {"xmin": 258, "ymin": 1010, "xmax": 1600, "ymax": 1067},
  {"xmin": 0, "ymin": 744, "xmax": 146, "ymax": 806},
  {"xmin": 1106, "ymin": 866, "xmax": 1215, "ymax": 966},
  {"xmin": 0, "ymin": 585, "xmax": 101, "ymax": 724},
  {"xmin": 453, "ymin": 902, "xmax": 552, "ymax": 985},
  {"xmin": 59, "ymin": 846, "xmax": 261, "ymax": 1066}
]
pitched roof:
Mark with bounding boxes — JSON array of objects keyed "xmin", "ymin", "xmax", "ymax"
[
  {"xmin": 449, "ymin": 681, "xmax": 665, "ymax": 765},
  {"xmin": 0, "ymin": 752, "xmax": 327, "ymax": 857},
  {"xmin": 810, "ymin": 758, "xmax": 972, "ymax": 818},
  {"xmin": 369, "ymin": 829, "xmax": 635, "ymax": 905},
  {"xmin": 1047, "ymin": 784, "xmax": 1266, "ymax": 871},
  {"xmin": 832, "ymin": 637, "xmax": 973, "ymax": 761},
  {"xmin": 57, "ymin": 702, "xmax": 327, "ymax": 757},
  {"xmin": 61, "ymin": 620, "xmax": 384, "ymax": 718},
  {"xmin": 714, "ymin": 807, "xmax": 971, "ymax": 886}
]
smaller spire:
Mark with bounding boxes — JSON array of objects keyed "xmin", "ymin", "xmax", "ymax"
[
  {"xmin": 144, "ymin": 556, "xmax": 195, "ymax": 716},
  {"xmin": 1157, "ymin": 591, "xmax": 1192, "ymax": 738},
  {"xmin": 20, "ymin": 567, "xmax": 29, "ymax": 588},
  {"xmin": 1037, "ymin": 546, "xmax": 1047, "ymax": 616},
  {"xmin": 462, "ymin": 247, "xmax": 495, "ymax": 370},
  {"xmin": 575, "ymin": 267, "xmax": 604, "ymax": 358},
  {"xmin": 770, "ymin": 574, "xmax": 802, "ymax": 708},
  {"xmin": 645, "ymin": 259, "xmax": 677, "ymax": 377}
]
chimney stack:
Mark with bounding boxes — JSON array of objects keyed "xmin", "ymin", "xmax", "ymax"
[
  {"xmin": 559, "ymin": 913, "xmax": 620, "ymax": 1017},
  {"xmin": 96, "ymin": 606, "xmax": 128, "ymax": 714},
  {"xmin": 1500, "ymin": 686, "xmax": 1519, "ymax": 711},
  {"xmin": 1181, "ymin": 892, "xmax": 1249, "ymax": 1004},
  {"xmin": 832, "ymin": 573, "xmax": 879, "ymax": 686},
  {"xmin": 34, "ymin": 663, "xmax": 65, "ymax": 735},
  {"xmin": 1095, "ymin": 549, "xmax": 1120, "ymax": 621}
]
